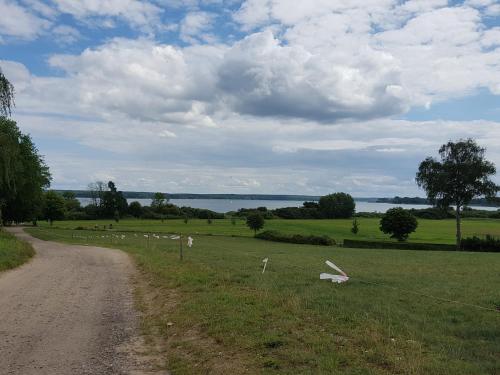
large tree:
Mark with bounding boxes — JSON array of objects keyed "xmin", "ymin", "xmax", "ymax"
[
  {"xmin": 416, "ymin": 139, "xmax": 498, "ymax": 249},
  {"xmin": 101, "ymin": 181, "xmax": 128, "ymax": 218},
  {"xmin": 44, "ymin": 190, "xmax": 66, "ymax": 225},
  {"xmin": 0, "ymin": 68, "xmax": 14, "ymax": 117},
  {"xmin": 151, "ymin": 192, "xmax": 167, "ymax": 213},
  {"xmin": 318, "ymin": 192, "xmax": 355, "ymax": 219},
  {"xmin": 0, "ymin": 117, "xmax": 51, "ymax": 224}
]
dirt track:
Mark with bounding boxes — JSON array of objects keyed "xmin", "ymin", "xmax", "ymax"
[{"xmin": 0, "ymin": 227, "xmax": 161, "ymax": 375}]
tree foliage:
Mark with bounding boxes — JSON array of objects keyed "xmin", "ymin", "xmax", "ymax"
[
  {"xmin": 380, "ymin": 207, "xmax": 418, "ymax": 241},
  {"xmin": 151, "ymin": 192, "xmax": 167, "ymax": 213},
  {"xmin": 102, "ymin": 181, "xmax": 128, "ymax": 218},
  {"xmin": 44, "ymin": 190, "xmax": 65, "ymax": 224},
  {"xmin": 416, "ymin": 139, "xmax": 497, "ymax": 248},
  {"xmin": 318, "ymin": 193, "xmax": 355, "ymax": 219},
  {"xmin": 128, "ymin": 201, "xmax": 143, "ymax": 218},
  {"xmin": 246, "ymin": 212, "xmax": 265, "ymax": 235},
  {"xmin": 0, "ymin": 117, "xmax": 51, "ymax": 223},
  {"xmin": 0, "ymin": 68, "xmax": 14, "ymax": 117}
]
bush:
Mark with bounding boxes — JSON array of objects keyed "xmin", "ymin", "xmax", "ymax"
[
  {"xmin": 65, "ymin": 210, "xmax": 90, "ymax": 220},
  {"xmin": 273, "ymin": 206, "xmax": 319, "ymax": 219},
  {"xmin": 256, "ymin": 230, "xmax": 335, "ymax": 246},
  {"xmin": 355, "ymin": 212, "xmax": 383, "ymax": 218},
  {"xmin": 380, "ymin": 208, "xmax": 418, "ymax": 241},
  {"xmin": 343, "ymin": 239, "xmax": 455, "ymax": 251},
  {"xmin": 461, "ymin": 235, "xmax": 500, "ymax": 252},
  {"xmin": 234, "ymin": 207, "xmax": 275, "ymax": 219},
  {"xmin": 409, "ymin": 207, "xmax": 453, "ymax": 220}
]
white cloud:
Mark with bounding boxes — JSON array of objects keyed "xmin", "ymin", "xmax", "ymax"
[
  {"xmin": 52, "ymin": 25, "xmax": 81, "ymax": 45},
  {"xmin": 4, "ymin": 0, "xmax": 500, "ymax": 194},
  {"xmin": 179, "ymin": 11, "xmax": 217, "ymax": 43},
  {"xmin": 235, "ymin": 1, "xmax": 500, "ymax": 109},
  {"xmin": 51, "ymin": 0, "xmax": 163, "ymax": 30},
  {"xmin": 218, "ymin": 31, "xmax": 409, "ymax": 121},
  {"xmin": 0, "ymin": 0, "xmax": 51, "ymax": 40}
]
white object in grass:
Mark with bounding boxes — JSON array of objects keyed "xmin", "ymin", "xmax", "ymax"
[
  {"xmin": 262, "ymin": 258, "xmax": 269, "ymax": 274},
  {"xmin": 320, "ymin": 260, "xmax": 349, "ymax": 284},
  {"xmin": 187, "ymin": 236, "xmax": 193, "ymax": 248}
]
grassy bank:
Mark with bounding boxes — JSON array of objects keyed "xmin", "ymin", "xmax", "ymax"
[
  {"xmin": 27, "ymin": 227, "xmax": 500, "ymax": 375},
  {"xmin": 0, "ymin": 229, "xmax": 35, "ymax": 272},
  {"xmin": 39, "ymin": 217, "xmax": 500, "ymax": 244}
]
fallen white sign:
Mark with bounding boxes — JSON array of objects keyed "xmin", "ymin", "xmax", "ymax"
[{"xmin": 320, "ymin": 260, "xmax": 349, "ymax": 284}]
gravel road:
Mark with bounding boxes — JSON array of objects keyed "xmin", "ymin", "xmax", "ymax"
[{"xmin": 0, "ymin": 227, "xmax": 162, "ymax": 375}]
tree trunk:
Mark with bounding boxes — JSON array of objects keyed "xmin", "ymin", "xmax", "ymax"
[{"xmin": 455, "ymin": 205, "xmax": 461, "ymax": 250}]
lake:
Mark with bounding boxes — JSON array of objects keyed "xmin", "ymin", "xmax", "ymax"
[{"xmin": 76, "ymin": 198, "xmax": 499, "ymax": 213}]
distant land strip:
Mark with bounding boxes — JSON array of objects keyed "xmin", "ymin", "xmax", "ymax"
[
  {"xmin": 53, "ymin": 190, "xmax": 500, "ymax": 207},
  {"xmin": 53, "ymin": 190, "xmax": 372, "ymax": 202}
]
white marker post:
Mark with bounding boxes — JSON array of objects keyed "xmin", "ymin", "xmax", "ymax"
[
  {"xmin": 179, "ymin": 234, "xmax": 183, "ymax": 261},
  {"xmin": 262, "ymin": 258, "xmax": 269, "ymax": 274}
]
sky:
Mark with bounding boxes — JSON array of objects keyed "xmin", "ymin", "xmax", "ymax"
[{"xmin": 1, "ymin": 0, "xmax": 500, "ymax": 197}]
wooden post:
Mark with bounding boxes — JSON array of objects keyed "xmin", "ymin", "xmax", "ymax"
[{"xmin": 179, "ymin": 234, "xmax": 183, "ymax": 261}]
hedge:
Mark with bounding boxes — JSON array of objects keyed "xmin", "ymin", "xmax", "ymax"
[
  {"xmin": 343, "ymin": 239, "xmax": 456, "ymax": 251},
  {"xmin": 256, "ymin": 231, "xmax": 335, "ymax": 246},
  {"xmin": 460, "ymin": 235, "xmax": 500, "ymax": 252}
]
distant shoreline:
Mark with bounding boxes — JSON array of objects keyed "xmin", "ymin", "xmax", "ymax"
[{"xmin": 55, "ymin": 190, "xmax": 500, "ymax": 207}]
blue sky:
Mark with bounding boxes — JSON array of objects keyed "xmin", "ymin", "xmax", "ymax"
[{"xmin": 1, "ymin": 0, "xmax": 500, "ymax": 196}]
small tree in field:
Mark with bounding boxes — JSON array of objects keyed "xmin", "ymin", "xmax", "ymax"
[
  {"xmin": 351, "ymin": 218, "xmax": 359, "ymax": 235},
  {"xmin": 380, "ymin": 208, "xmax": 418, "ymax": 241},
  {"xmin": 246, "ymin": 213, "xmax": 265, "ymax": 235},
  {"xmin": 416, "ymin": 139, "xmax": 497, "ymax": 249}
]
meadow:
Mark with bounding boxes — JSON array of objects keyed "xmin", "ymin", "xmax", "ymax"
[
  {"xmin": 39, "ymin": 217, "xmax": 500, "ymax": 245},
  {"xmin": 27, "ymin": 225, "xmax": 500, "ymax": 375}
]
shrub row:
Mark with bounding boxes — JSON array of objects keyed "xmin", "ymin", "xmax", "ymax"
[
  {"xmin": 343, "ymin": 238, "xmax": 500, "ymax": 252},
  {"xmin": 343, "ymin": 239, "xmax": 456, "ymax": 251},
  {"xmin": 460, "ymin": 235, "xmax": 500, "ymax": 252},
  {"xmin": 256, "ymin": 230, "xmax": 335, "ymax": 246}
]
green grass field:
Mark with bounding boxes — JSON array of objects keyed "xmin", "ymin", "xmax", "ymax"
[
  {"xmin": 0, "ymin": 229, "xmax": 35, "ymax": 272},
  {"xmin": 27, "ymin": 226, "xmax": 500, "ymax": 375},
  {"xmin": 40, "ymin": 217, "xmax": 500, "ymax": 244}
]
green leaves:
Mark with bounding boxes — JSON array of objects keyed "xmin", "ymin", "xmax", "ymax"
[
  {"xmin": 0, "ymin": 69, "xmax": 14, "ymax": 117},
  {"xmin": 0, "ymin": 117, "xmax": 51, "ymax": 223}
]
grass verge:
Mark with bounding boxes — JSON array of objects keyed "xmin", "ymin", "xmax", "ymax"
[{"xmin": 0, "ymin": 229, "xmax": 35, "ymax": 272}]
